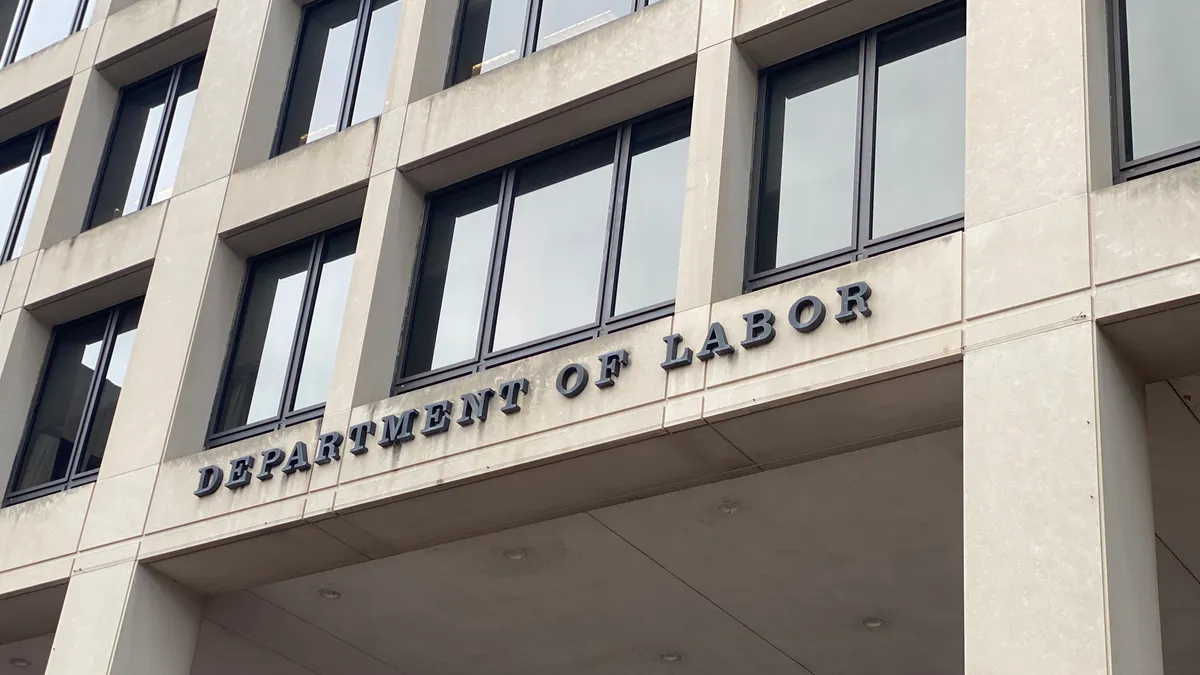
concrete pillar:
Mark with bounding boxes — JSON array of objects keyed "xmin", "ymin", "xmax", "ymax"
[
  {"xmin": 0, "ymin": 310, "xmax": 51, "ymax": 492},
  {"xmin": 229, "ymin": 0, "xmax": 302, "ymax": 174},
  {"xmin": 324, "ymin": 170, "xmax": 422, "ymax": 417},
  {"xmin": 673, "ymin": 38, "xmax": 756, "ymax": 312},
  {"xmin": 964, "ymin": 322, "xmax": 1163, "ymax": 674},
  {"xmin": 23, "ymin": 68, "xmax": 118, "ymax": 252},
  {"xmin": 45, "ymin": 562, "xmax": 201, "ymax": 675},
  {"xmin": 387, "ymin": 0, "xmax": 458, "ymax": 108}
]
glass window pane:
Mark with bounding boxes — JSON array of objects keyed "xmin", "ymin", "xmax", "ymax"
[
  {"xmin": 403, "ymin": 178, "xmax": 499, "ymax": 376},
  {"xmin": 78, "ymin": 305, "xmax": 140, "ymax": 474},
  {"xmin": 0, "ymin": 132, "xmax": 35, "ymax": 260},
  {"xmin": 614, "ymin": 110, "xmax": 689, "ymax": 316},
  {"xmin": 536, "ymin": 0, "xmax": 631, "ymax": 50},
  {"xmin": 292, "ymin": 229, "xmax": 358, "ymax": 410},
  {"xmin": 11, "ymin": 124, "xmax": 55, "ymax": 258},
  {"xmin": 13, "ymin": 0, "xmax": 79, "ymax": 61},
  {"xmin": 1124, "ymin": 0, "xmax": 1200, "ymax": 160},
  {"xmin": 78, "ymin": 0, "xmax": 94, "ymax": 28},
  {"xmin": 757, "ymin": 48, "xmax": 859, "ymax": 273},
  {"xmin": 150, "ymin": 61, "xmax": 202, "ymax": 205},
  {"xmin": 217, "ymin": 246, "xmax": 311, "ymax": 432},
  {"xmin": 871, "ymin": 13, "xmax": 965, "ymax": 238},
  {"xmin": 349, "ymin": 0, "xmax": 402, "ymax": 126},
  {"xmin": 492, "ymin": 139, "xmax": 614, "ymax": 351},
  {"xmin": 90, "ymin": 73, "xmax": 171, "ymax": 228},
  {"xmin": 13, "ymin": 314, "xmax": 108, "ymax": 493},
  {"xmin": 452, "ymin": 0, "xmax": 526, "ymax": 83},
  {"xmin": 278, "ymin": 0, "xmax": 359, "ymax": 153}
]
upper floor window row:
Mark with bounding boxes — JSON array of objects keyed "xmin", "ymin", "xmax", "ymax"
[
  {"xmin": 749, "ymin": 3, "xmax": 965, "ymax": 291},
  {"xmin": 0, "ymin": 0, "xmax": 93, "ymax": 67},
  {"xmin": 5, "ymin": 299, "xmax": 141, "ymax": 506},
  {"xmin": 277, "ymin": 0, "xmax": 403, "ymax": 155},
  {"xmin": 398, "ymin": 103, "xmax": 690, "ymax": 389},
  {"xmin": 1112, "ymin": 0, "xmax": 1200, "ymax": 179},
  {"xmin": 89, "ymin": 56, "xmax": 203, "ymax": 229},
  {"xmin": 450, "ymin": 0, "xmax": 664, "ymax": 85},
  {"xmin": 0, "ymin": 120, "xmax": 55, "ymax": 263}
]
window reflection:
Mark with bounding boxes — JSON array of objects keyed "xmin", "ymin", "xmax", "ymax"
[
  {"xmin": 79, "ymin": 306, "xmax": 141, "ymax": 473},
  {"xmin": 614, "ymin": 110, "xmax": 689, "ymax": 316},
  {"xmin": 293, "ymin": 229, "xmax": 357, "ymax": 410},
  {"xmin": 536, "ymin": 0, "xmax": 631, "ymax": 50},
  {"xmin": 0, "ymin": 122, "xmax": 55, "ymax": 262},
  {"xmin": 350, "ymin": 0, "xmax": 403, "ymax": 126},
  {"xmin": 1123, "ymin": 0, "xmax": 1200, "ymax": 161},
  {"xmin": 452, "ymin": 0, "xmax": 526, "ymax": 83},
  {"xmin": 150, "ymin": 62, "xmax": 202, "ymax": 205},
  {"xmin": 403, "ymin": 178, "xmax": 499, "ymax": 375},
  {"xmin": 13, "ymin": 0, "xmax": 78, "ymax": 61},
  {"xmin": 492, "ymin": 138, "xmax": 614, "ymax": 351}
]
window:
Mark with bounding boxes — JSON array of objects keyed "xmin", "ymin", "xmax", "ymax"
[
  {"xmin": 1112, "ymin": 0, "xmax": 1200, "ymax": 180},
  {"xmin": 276, "ymin": 0, "xmax": 403, "ymax": 154},
  {"xmin": 210, "ymin": 225, "xmax": 359, "ymax": 446},
  {"xmin": 5, "ymin": 300, "xmax": 140, "ymax": 506},
  {"xmin": 749, "ymin": 3, "xmax": 965, "ymax": 291},
  {"xmin": 88, "ymin": 56, "xmax": 203, "ymax": 229},
  {"xmin": 397, "ymin": 103, "xmax": 690, "ymax": 389},
  {"xmin": 450, "ymin": 0, "xmax": 662, "ymax": 85},
  {"xmin": 0, "ymin": 121, "xmax": 55, "ymax": 263},
  {"xmin": 1, "ymin": 0, "xmax": 94, "ymax": 67}
]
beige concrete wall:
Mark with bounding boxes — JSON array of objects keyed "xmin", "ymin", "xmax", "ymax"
[{"xmin": 0, "ymin": 0, "xmax": 1193, "ymax": 670}]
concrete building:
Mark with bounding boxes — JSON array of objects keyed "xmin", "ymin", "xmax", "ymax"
[{"xmin": 0, "ymin": 0, "xmax": 1197, "ymax": 672}]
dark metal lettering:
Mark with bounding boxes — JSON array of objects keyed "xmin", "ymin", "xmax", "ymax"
[
  {"xmin": 498, "ymin": 378, "xmax": 530, "ymax": 414},
  {"xmin": 194, "ymin": 466, "xmax": 223, "ymax": 497},
  {"xmin": 696, "ymin": 322, "xmax": 735, "ymax": 361},
  {"xmin": 421, "ymin": 401, "xmax": 452, "ymax": 436},
  {"xmin": 379, "ymin": 410, "xmax": 419, "ymax": 447},
  {"xmin": 556, "ymin": 363, "xmax": 589, "ymax": 398},
  {"xmin": 661, "ymin": 334, "xmax": 693, "ymax": 370},
  {"xmin": 348, "ymin": 420, "xmax": 376, "ymax": 455},
  {"xmin": 257, "ymin": 448, "xmax": 285, "ymax": 481},
  {"xmin": 788, "ymin": 296, "xmax": 827, "ymax": 333},
  {"xmin": 314, "ymin": 431, "xmax": 344, "ymax": 465},
  {"xmin": 457, "ymin": 388, "xmax": 496, "ymax": 426},
  {"xmin": 741, "ymin": 309, "xmax": 776, "ymax": 348},
  {"xmin": 282, "ymin": 441, "xmax": 312, "ymax": 475},
  {"xmin": 595, "ymin": 349, "xmax": 630, "ymax": 389},
  {"xmin": 226, "ymin": 456, "xmax": 255, "ymax": 489},
  {"xmin": 836, "ymin": 281, "xmax": 873, "ymax": 323}
]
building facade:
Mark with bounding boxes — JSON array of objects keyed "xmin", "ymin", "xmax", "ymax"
[{"xmin": 0, "ymin": 0, "xmax": 1197, "ymax": 673}]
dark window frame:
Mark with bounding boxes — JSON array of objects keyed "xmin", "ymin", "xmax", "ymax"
[
  {"xmin": 4, "ymin": 298, "xmax": 142, "ymax": 507},
  {"xmin": 1, "ymin": 120, "xmax": 56, "ymax": 263},
  {"xmin": 1, "ymin": 0, "xmax": 91, "ymax": 67},
  {"xmin": 392, "ymin": 100, "xmax": 690, "ymax": 394},
  {"xmin": 745, "ymin": 1, "xmax": 965, "ymax": 293},
  {"xmin": 206, "ymin": 222, "xmax": 361, "ymax": 449},
  {"xmin": 445, "ymin": 0, "xmax": 657, "ymax": 87},
  {"xmin": 1108, "ymin": 0, "xmax": 1200, "ymax": 182},
  {"xmin": 84, "ymin": 54, "xmax": 205, "ymax": 230},
  {"xmin": 272, "ymin": 0, "xmax": 388, "ymax": 157}
]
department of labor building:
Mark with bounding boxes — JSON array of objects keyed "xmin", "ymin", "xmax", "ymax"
[{"xmin": 0, "ymin": 0, "xmax": 1197, "ymax": 673}]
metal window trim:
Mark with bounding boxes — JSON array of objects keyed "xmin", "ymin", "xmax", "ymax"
[
  {"xmin": 205, "ymin": 221, "xmax": 361, "ymax": 448},
  {"xmin": 393, "ymin": 100, "xmax": 692, "ymax": 392},
  {"xmin": 3, "ymin": 298, "xmax": 143, "ymax": 506},
  {"xmin": 746, "ymin": 0, "xmax": 966, "ymax": 294},
  {"xmin": 0, "ymin": 121, "xmax": 54, "ymax": 262}
]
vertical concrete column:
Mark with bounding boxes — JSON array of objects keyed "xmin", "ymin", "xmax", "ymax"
[
  {"xmin": 174, "ymin": 0, "xmax": 282, "ymax": 194},
  {"xmin": 962, "ymin": 0, "xmax": 1096, "ymax": 318},
  {"xmin": 0, "ymin": 310, "xmax": 51, "ymax": 492},
  {"xmin": 324, "ymin": 170, "xmax": 423, "ymax": 417},
  {"xmin": 45, "ymin": 562, "xmax": 201, "ymax": 675},
  {"xmin": 964, "ymin": 322, "xmax": 1163, "ymax": 674},
  {"xmin": 228, "ymin": 0, "xmax": 303, "ymax": 174},
  {"xmin": 387, "ymin": 0, "xmax": 458, "ymax": 107},
  {"xmin": 674, "ymin": 39, "xmax": 756, "ymax": 312},
  {"xmin": 23, "ymin": 68, "xmax": 118, "ymax": 252}
]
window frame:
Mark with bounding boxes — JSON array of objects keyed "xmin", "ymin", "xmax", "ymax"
[
  {"xmin": 206, "ymin": 222, "xmax": 361, "ymax": 449},
  {"xmin": 1108, "ymin": 0, "xmax": 1200, "ymax": 182},
  {"xmin": 1, "ymin": 0, "xmax": 91, "ymax": 67},
  {"xmin": 4, "ymin": 298, "xmax": 142, "ymax": 507},
  {"xmin": 272, "ymin": 0, "xmax": 390, "ymax": 157},
  {"xmin": 745, "ymin": 1, "xmax": 965, "ymax": 293},
  {"xmin": 393, "ymin": 100, "xmax": 690, "ymax": 394},
  {"xmin": 0, "ymin": 120, "xmax": 55, "ymax": 263},
  {"xmin": 84, "ymin": 54, "xmax": 205, "ymax": 230},
  {"xmin": 445, "ymin": 0, "xmax": 657, "ymax": 87}
]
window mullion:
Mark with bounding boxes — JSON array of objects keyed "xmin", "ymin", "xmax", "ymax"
[
  {"xmin": 522, "ymin": 0, "xmax": 541, "ymax": 57},
  {"xmin": 67, "ymin": 307, "xmax": 121, "ymax": 481},
  {"xmin": 0, "ymin": 126, "xmax": 41, "ymax": 261},
  {"xmin": 339, "ymin": 0, "xmax": 375, "ymax": 133},
  {"xmin": 2, "ymin": 0, "xmax": 34, "ymax": 66},
  {"xmin": 477, "ymin": 170, "xmax": 517, "ymax": 361},
  {"xmin": 138, "ymin": 63, "xmax": 184, "ymax": 211},
  {"xmin": 71, "ymin": 0, "xmax": 89, "ymax": 32},
  {"xmin": 598, "ymin": 126, "xmax": 632, "ymax": 327},
  {"xmin": 277, "ymin": 236, "xmax": 326, "ymax": 421},
  {"xmin": 854, "ymin": 32, "xmax": 879, "ymax": 255}
]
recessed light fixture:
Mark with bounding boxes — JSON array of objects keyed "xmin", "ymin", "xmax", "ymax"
[
  {"xmin": 660, "ymin": 653, "xmax": 682, "ymax": 662},
  {"xmin": 318, "ymin": 588, "xmax": 342, "ymax": 600},
  {"xmin": 502, "ymin": 548, "xmax": 527, "ymax": 561},
  {"xmin": 717, "ymin": 500, "xmax": 740, "ymax": 515},
  {"xmin": 862, "ymin": 618, "xmax": 885, "ymax": 629},
  {"xmin": 9, "ymin": 658, "xmax": 31, "ymax": 668}
]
